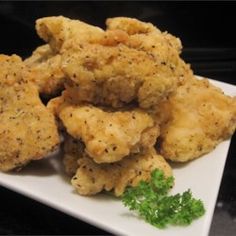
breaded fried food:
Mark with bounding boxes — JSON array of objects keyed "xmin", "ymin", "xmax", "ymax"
[
  {"xmin": 106, "ymin": 17, "xmax": 182, "ymax": 54},
  {"xmin": 62, "ymin": 17, "xmax": 192, "ymax": 108},
  {"xmin": 56, "ymin": 99, "xmax": 159, "ymax": 163},
  {"xmin": 23, "ymin": 44, "xmax": 65, "ymax": 95},
  {"xmin": 105, "ymin": 17, "xmax": 192, "ymax": 85},
  {"xmin": 155, "ymin": 77, "xmax": 236, "ymax": 162},
  {"xmin": 106, "ymin": 17, "xmax": 159, "ymax": 35},
  {"xmin": 0, "ymin": 55, "xmax": 60, "ymax": 171},
  {"xmin": 36, "ymin": 16, "xmax": 192, "ymax": 108},
  {"xmin": 70, "ymin": 147, "xmax": 172, "ymax": 196},
  {"xmin": 62, "ymin": 42, "xmax": 178, "ymax": 108},
  {"xmin": 63, "ymin": 135, "xmax": 84, "ymax": 176},
  {"xmin": 36, "ymin": 16, "xmax": 104, "ymax": 53}
]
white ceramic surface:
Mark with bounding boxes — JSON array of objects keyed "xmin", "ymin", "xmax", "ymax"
[{"xmin": 0, "ymin": 78, "xmax": 235, "ymax": 236}]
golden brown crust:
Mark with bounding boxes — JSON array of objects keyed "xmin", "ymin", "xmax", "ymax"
[
  {"xmin": 36, "ymin": 16, "xmax": 104, "ymax": 53},
  {"xmin": 155, "ymin": 77, "xmax": 236, "ymax": 162},
  {"xmin": 35, "ymin": 16, "xmax": 192, "ymax": 108},
  {"xmin": 70, "ymin": 147, "xmax": 172, "ymax": 196},
  {"xmin": 61, "ymin": 40, "xmax": 190, "ymax": 108},
  {"xmin": 106, "ymin": 17, "xmax": 158, "ymax": 35},
  {"xmin": 0, "ymin": 55, "xmax": 60, "ymax": 171},
  {"xmin": 57, "ymin": 100, "xmax": 159, "ymax": 163}
]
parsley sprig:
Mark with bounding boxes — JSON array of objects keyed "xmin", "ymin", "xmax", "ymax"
[{"xmin": 122, "ymin": 169, "xmax": 205, "ymax": 228}]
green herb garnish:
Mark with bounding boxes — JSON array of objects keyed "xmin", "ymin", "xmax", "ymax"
[{"xmin": 122, "ymin": 169, "xmax": 205, "ymax": 228}]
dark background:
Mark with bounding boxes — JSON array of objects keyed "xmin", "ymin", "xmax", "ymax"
[{"xmin": 0, "ymin": 1, "xmax": 235, "ymax": 235}]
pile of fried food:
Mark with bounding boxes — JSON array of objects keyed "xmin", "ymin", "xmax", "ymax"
[{"xmin": 0, "ymin": 16, "xmax": 235, "ymax": 197}]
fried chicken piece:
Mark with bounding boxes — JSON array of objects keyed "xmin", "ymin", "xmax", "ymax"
[
  {"xmin": 106, "ymin": 17, "xmax": 159, "ymax": 35},
  {"xmin": 56, "ymin": 99, "xmax": 159, "ymax": 163},
  {"xmin": 0, "ymin": 55, "xmax": 60, "ymax": 171},
  {"xmin": 70, "ymin": 147, "xmax": 172, "ymax": 196},
  {"xmin": 106, "ymin": 17, "xmax": 182, "ymax": 53},
  {"xmin": 36, "ymin": 16, "xmax": 104, "ymax": 53},
  {"xmin": 105, "ymin": 17, "xmax": 192, "ymax": 84},
  {"xmin": 36, "ymin": 16, "xmax": 192, "ymax": 108},
  {"xmin": 61, "ymin": 17, "xmax": 192, "ymax": 108},
  {"xmin": 23, "ymin": 44, "xmax": 65, "ymax": 95},
  {"xmin": 155, "ymin": 77, "xmax": 236, "ymax": 162},
  {"xmin": 62, "ymin": 43, "xmax": 175, "ymax": 108},
  {"xmin": 63, "ymin": 135, "xmax": 84, "ymax": 176},
  {"xmin": 104, "ymin": 17, "xmax": 191, "ymax": 83}
]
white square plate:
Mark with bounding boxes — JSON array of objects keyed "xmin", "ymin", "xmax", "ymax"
[{"xmin": 0, "ymin": 77, "xmax": 235, "ymax": 236}]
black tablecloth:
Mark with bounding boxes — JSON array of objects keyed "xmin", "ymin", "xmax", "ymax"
[{"xmin": 0, "ymin": 2, "xmax": 235, "ymax": 235}]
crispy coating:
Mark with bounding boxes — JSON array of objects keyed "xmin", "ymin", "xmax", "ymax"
[
  {"xmin": 155, "ymin": 77, "xmax": 236, "ymax": 162},
  {"xmin": 23, "ymin": 44, "xmax": 65, "ymax": 95},
  {"xmin": 106, "ymin": 17, "xmax": 159, "ymax": 35},
  {"xmin": 62, "ymin": 17, "xmax": 192, "ymax": 108},
  {"xmin": 56, "ymin": 100, "xmax": 159, "ymax": 163},
  {"xmin": 106, "ymin": 17, "xmax": 182, "ymax": 54},
  {"xmin": 36, "ymin": 16, "xmax": 104, "ymax": 53},
  {"xmin": 62, "ymin": 42, "xmax": 180, "ymax": 108},
  {"xmin": 0, "ymin": 55, "xmax": 60, "ymax": 171},
  {"xmin": 36, "ymin": 16, "xmax": 192, "ymax": 108},
  {"xmin": 70, "ymin": 147, "xmax": 172, "ymax": 196},
  {"xmin": 105, "ymin": 17, "xmax": 192, "ymax": 86}
]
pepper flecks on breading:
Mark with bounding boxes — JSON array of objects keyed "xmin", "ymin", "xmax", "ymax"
[
  {"xmin": 0, "ymin": 54, "xmax": 60, "ymax": 171},
  {"xmin": 155, "ymin": 77, "xmax": 236, "ymax": 162},
  {"xmin": 69, "ymin": 147, "xmax": 172, "ymax": 196},
  {"xmin": 55, "ymin": 97, "xmax": 159, "ymax": 163},
  {"xmin": 62, "ymin": 42, "xmax": 181, "ymax": 109},
  {"xmin": 36, "ymin": 16, "xmax": 192, "ymax": 108},
  {"xmin": 36, "ymin": 16, "xmax": 104, "ymax": 53}
]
